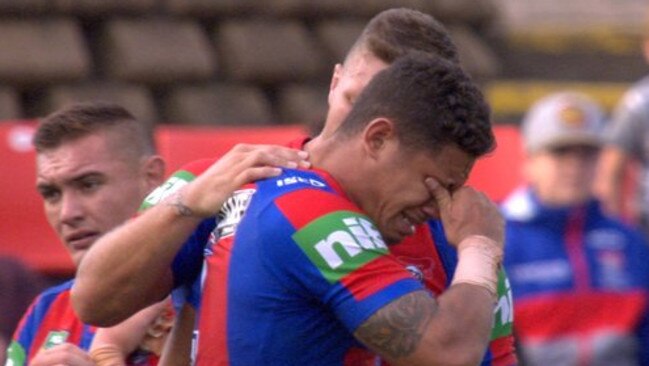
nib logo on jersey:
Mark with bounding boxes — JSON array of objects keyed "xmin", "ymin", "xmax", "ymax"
[{"xmin": 293, "ymin": 211, "xmax": 388, "ymax": 284}]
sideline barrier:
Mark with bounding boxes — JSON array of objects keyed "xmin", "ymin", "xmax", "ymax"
[{"xmin": 0, "ymin": 122, "xmax": 523, "ymax": 275}]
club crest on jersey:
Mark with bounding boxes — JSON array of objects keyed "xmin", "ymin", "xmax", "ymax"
[
  {"xmin": 216, "ymin": 188, "xmax": 256, "ymax": 238},
  {"xmin": 398, "ymin": 257, "xmax": 434, "ymax": 285},
  {"xmin": 293, "ymin": 211, "xmax": 388, "ymax": 284},
  {"xmin": 405, "ymin": 264, "xmax": 424, "ymax": 282},
  {"xmin": 43, "ymin": 330, "xmax": 69, "ymax": 349}
]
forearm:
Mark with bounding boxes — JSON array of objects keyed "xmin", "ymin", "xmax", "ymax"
[
  {"xmin": 158, "ymin": 303, "xmax": 195, "ymax": 366},
  {"xmin": 357, "ymin": 236, "xmax": 500, "ymax": 366},
  {"xmin": 424, "ymin": 284, "xmax": 494, "ymax": 365},
  {"xmin": 414, "ymin": 235, "xmax": 500, "ymax": 364},
  {"xmin": 73, "ymin": 201, "xmax": 202, "ymax": 326}
]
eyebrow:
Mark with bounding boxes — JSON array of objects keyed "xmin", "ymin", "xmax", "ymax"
[{"xmin": 37, "ymin": 171, "xmax": 105, "ymax": 189}]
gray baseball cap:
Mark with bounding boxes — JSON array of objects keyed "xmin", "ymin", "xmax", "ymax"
[{"xmin": 522, "ymin": 92, "xmax": 605, "ymax": 153}]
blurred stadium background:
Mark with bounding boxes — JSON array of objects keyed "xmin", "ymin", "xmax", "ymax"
[
  {"xmin": 0, "ymin": 0, "xmax": 645, "ymax": 127},
  {"xmin": 0, "ymin": 0, "xmax": 647, "ymax": 275}
]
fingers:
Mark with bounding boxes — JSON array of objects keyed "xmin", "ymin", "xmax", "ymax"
[
  {"xmin": 32, "ymin": 343, "xmax": 94, "ymax": 366},
  {"xmin": 425, "ymin": 177, "xmax": 450, "ymax": 214},
  {"xmin": 424, "ymin": 178, "xmax": 504, "ymax": 248},
  {"xmin": 232, "ymin": 144, "xmax": 310, "ymax": 170}
]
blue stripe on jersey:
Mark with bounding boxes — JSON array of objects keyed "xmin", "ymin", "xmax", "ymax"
[
  {"xmin": 171, "ymin": 217, "xmax": 216, "ymax": 291},
  {"xmin": 15, "ymin": 280, "xmax": 75, "ymax": 352},
  {"xmin": 220, "ymin": 168, "xmax": 422, "ymax": 365}
]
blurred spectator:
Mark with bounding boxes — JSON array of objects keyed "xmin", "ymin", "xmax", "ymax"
[
  {"xmin": 596, "ymin": 13, "xmax": 649, "ymax": 238},
  {"xmin": 502, "ymin": 92, "xmax": 649, "ymax": 365},
  {"xmin": 0, "ymin": 257, "xmax": 45, "ymax": 362}
]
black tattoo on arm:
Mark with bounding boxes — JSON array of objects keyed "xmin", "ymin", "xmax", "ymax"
[
  {"xmin": 354, "ymin": 291, "xmax": 435, "ymax": 359},
  {"xmin": 166, "ymin": 190, "xmax": 194, "ymax": 217}
]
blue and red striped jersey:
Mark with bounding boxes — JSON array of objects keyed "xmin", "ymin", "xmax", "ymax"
[
  {"xmin": 154, "ymin": 136, "xmax": 516, "ymax": 365},
  {"xmin": 6, "ymin": 280, "xmax": 95, "ymax": 365},
  {"xmin": 6, "ymin": 280, "xmax": 160, "ymax": 366},
  {"xmin": 503, "ymin": 187, "xmax": 649, "ymax": 365},
  {"xmin": 194, "ymin": 168, "xmax": 423, "ymax": 365}
]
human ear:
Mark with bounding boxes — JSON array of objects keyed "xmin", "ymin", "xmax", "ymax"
[
  {"xmin": 363, "ymin": 118, "xmax": 396, "ymax": 159},
  {"xmin": 327, "ymin": 64, "xmax": 343, "ymax": 105},
  {"xmin": 142, "ymin": 155, "xmax": 166, "ymax": 190}
]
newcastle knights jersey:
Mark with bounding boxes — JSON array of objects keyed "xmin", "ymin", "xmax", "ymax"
[
  {"xmin": 6, "ymin": 281, "xmax": 95, "ymax": 366},
  {"xmin": 143, "ymin": 136, "xmax": 516, "ymax": 365},
  {"xmin": 5, "ymin": 280, "xmax": 158, "ymax": 366},
  {"xmin": 193, "ymin": 168, "xmax": 423, "ymax": 365}
]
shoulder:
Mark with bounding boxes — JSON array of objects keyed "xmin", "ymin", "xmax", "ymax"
[
  {"xmin": 246, "ymin": 168, "xmax": 373, "ymax": 250},
  {"xmin": 253, "ymin": 168, "xmax": 358, "ymax": 213},
  {"xmin": 615, "ymin": 76, "xmax": 649, "ymax": 113},
  {"xmin": 15, "ymin": 280, "xmax": 75, "ymax": 333},
  {"xmin": 176, "ymin": 158, "xmax": 218, "ymax": 176},
  {"xmin": 140, "ymin": 158, "xmax": 218, "ymax": 210},
  {"xmin": 34, "ymin": 280, "xmax": 74, "ymax": 304}
]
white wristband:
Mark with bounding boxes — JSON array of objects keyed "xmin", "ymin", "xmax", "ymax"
[{"xmin": 451, "ymin": 235, "xmax": 502, "ymax": 298}]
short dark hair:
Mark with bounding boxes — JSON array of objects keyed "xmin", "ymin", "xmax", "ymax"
[
  {"xmin": 336, "ymin": 53, "xmax": 495, "ymax": 158},
  {"xmin": 33, "ymin": 102, "xmax": 156, "ymax": 157},
  {"xmin": 349, "ymin": 8, "xmax": 459, "ymax": 65}
]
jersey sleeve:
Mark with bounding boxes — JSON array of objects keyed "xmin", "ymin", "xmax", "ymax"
[
  {"xmin": 5, "ymin": 281, "xmax": 87, "ymax": 366},
  {"xmin": 137, "ymin": 158, "xmax": 218, "ymax": 291},
  {"xmin": 170, "ymin": 218, "xmax": 215, "ymax": 290},
  {"xmin": 6, "ymin": 297, "xmax": 40, "ymax": 366},
  {"xmin": 139, "ymin": 158, "xmax": 216, "ymax": 212},
  {"xmin": 264, "ymin": 186, "xmax": 424, "ymax": 332}
]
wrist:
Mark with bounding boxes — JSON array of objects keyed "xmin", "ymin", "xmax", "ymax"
[
  {"xmin": 165, "ymin": 189, "xmax": 197, "ymax": 218},
  {"xmin": 451, "ymin": 235, "xmax": 502, "ymax": 298},
  {"xmin": 89, "ymin": 345, "xmax": 125, "ymax": 366}
]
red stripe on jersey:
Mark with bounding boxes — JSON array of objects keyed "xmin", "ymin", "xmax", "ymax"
[
  {"xmin": 286, "ymin": 136, "xmax": 311, "ymax": 149},
  {"xmin": 196, "ymin": 236, "xmax": 235, "ymax": 365},
  {"xmin": 489, "ymin": 333, "xmax": 518, "ymax": 366},
  {"xmin": 275, "ymin": 188, "xmax": 362, "ymax": 230},
  {"xmin": 340, "ymin": 256, "xmax": 413, "ymax": 301},
  {"xmin": 179, "ymin": 158, "xmax": 217, "ymax": 176},
  {"xmin": 28, "ymin": 290, "xmax": 87, "ymax": 360},
  {"xmin": 343, "ymin": 346, "xmax": 379, "ymax": 366},
  {"xmin": 514, "ymin": 291, "xmax": 647, "ymax": 340},
  {"xmin": 13, "ymin": 299, "xmax": 37, "ymax": 339},
  {"xmin": 389, "ymin": 224, "xmax": 447, "ymax": 295}
]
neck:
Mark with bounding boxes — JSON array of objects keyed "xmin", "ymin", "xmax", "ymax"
[
  {"xmin": 305, "ymin": 134, "xmax": 364, "ymax": 208},
  {"xmin": 304, "ymin": 133, "xmax": 336, "ymax": 171}
]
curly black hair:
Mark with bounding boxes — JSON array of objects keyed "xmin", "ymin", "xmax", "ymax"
[{"xmin": 336, "ymin": 53, "xmax": 495, "ymax": 158}]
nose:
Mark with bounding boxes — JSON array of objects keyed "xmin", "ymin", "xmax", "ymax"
[{"xmin": 58, "ymin": 191, "xmax": 85, "ymax": 226}]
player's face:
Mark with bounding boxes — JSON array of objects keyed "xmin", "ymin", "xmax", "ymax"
[
  {"xmin": 525, "ymin": 144, "xmax": 600, "ymax": 206},
  {"xmin": 323, "ymin": 49, "xmax": 389, "ymax": 137},
  {"xmin": 366, "ymin": 144, "xmax": 474, "ymax": 244},
  {"xmin": 36, "ymin": 131, "xmax": 150, "ymax": 267}
]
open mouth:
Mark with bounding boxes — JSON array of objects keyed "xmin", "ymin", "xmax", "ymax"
[{"xmin": 398, "ymin": 213, "xmax": 417, "ymax": 237}]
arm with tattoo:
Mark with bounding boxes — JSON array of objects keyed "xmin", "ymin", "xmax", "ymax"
[
  {"xmin": 355, "ymin": 286, "xmax": 494, "ymax": 366},
  {"xmin": 355, "ymin": 291, "xmax": 434, "ymax": 359}
]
